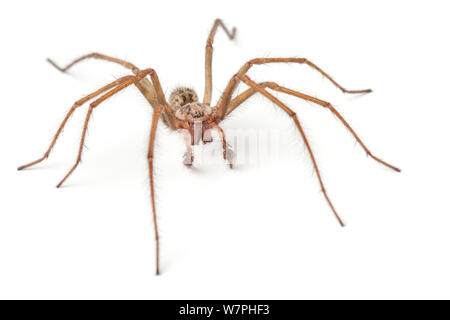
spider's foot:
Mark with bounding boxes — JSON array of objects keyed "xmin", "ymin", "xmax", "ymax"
[
  {"xmin": 183, "ymin": 152, "xmax": 194, "ymax": 167},
  {"xmin": 17, "ymin": 156, "xmax": 46, "ymax": 170},
  {"xmin": 47, "ymin": 58, "xmax": 66, "ymax": 72},
  {"xmin": 17, "ymin": 164, "xmax": 29, "ymax": 171},
  {"xmin": 56, "ymin": 179, "xmax": 66, "ymax": 188},
  {"xmin": 344, "ymin": 88, "xmax": 372, "ymax": 94}
]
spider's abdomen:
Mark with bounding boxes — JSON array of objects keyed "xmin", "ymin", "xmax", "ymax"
[
  {"xmin": 169, "ymin": 87, "xmax": 199, "ymax": 111},
  {"xmin": 175, "ymin": 102, "xmax": 212, "ymax": 121}
]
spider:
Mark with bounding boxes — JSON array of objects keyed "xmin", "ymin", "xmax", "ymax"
[{"xmin": 18, "ymin": 19, "xmax": 400, "ymax": 275}]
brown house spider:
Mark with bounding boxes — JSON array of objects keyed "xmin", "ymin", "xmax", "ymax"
[{"xmin": 18, "ymin": 19, "xmax": 400, "ymax": 275}]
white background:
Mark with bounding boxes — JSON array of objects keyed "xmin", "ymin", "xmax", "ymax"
[{"xmin": 1, "ymin": 0, "xmax": 449, "ymax": 299}]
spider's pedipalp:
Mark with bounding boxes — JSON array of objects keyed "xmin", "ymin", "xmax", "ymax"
[
  {"xmin": 169, "ymin": 88, "xmax": 214, "ymax": 145},
  {"xmin": 211, "ymin": 124, "xmax": 234, "ymax": 168}
]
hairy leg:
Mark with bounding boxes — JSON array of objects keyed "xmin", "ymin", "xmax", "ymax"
[
  {"xmin": 265, "ymin": 83, "xmax": 400, "ymax": 172},
  {"xmin": 56, "ymin": 69, "xmax": 160, "ymax": 188},
  {"xmin": 216, "ymin": 57, "xmax": 371, "ymax": 119},
  {"xmin": 147, "ymin": 105, "xmax": 164, "ymax": 275},
  {"xmin": 203, "ymin": 19, "xmax": 236, "ymax": 105},
  {"xmin": 47, "ymin": 52, "xmax": 140, "ymax": 74},
  {"xmin": 226, "ymin": 82, "xmax": 274, "ymax": 115},
  {"xmin": 17, "ymin": 75, "xmax": 134, "ymax": 171},
  {"xmin": 47, "ymin": 52, "xmax": 177, "ymax": 126},
  {"xmin": 236, "ymin": 74, "xmax": 345, "ymax": 226},
  {"xmin": 225, "ymin": 82, "xmax": 400, "ymax": 172}
]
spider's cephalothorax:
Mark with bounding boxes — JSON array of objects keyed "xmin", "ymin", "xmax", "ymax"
[
  {"xmin": 18, "ymin": 19, "xmax": 401, "ymax": 275},
  {"xmin": 170, "ymin": 87, "xmax": 213, "ymax": 145},
  {"xmin": 168, "ymin": 87, "xmax": 199, "ymax": 111}
]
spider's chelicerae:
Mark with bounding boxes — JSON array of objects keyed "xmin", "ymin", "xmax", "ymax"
[{"xmin": 18, "ymin": 19, "xmax": 400, "ymax": 275}]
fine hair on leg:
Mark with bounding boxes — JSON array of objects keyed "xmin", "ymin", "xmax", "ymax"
[
  {"xmin": 203, "ymin": 19, "xmax": 236, "ymax": 105},
  {"xmin": 55, "ymin": 69, "xmax": 159, "ymax": 188},
  {"xmin": 17, "ymin": 75, "xmax": 134, "ymax": 171},
  {"xmin": 223, "ymin": 82, "xmax": 400, "ymax": 172},
  {"xmin": 236, "ymin": 74, "xmax": 345, "ymax": 226},
  {"xmin": 216, "ymin": 57, "xmax": 371, "ymax": 119}
]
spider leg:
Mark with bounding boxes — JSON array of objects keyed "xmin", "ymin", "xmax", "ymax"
[
  {"xmin": 216, "ymin": 57, "xmax": 371, "ymax": 119},
  {"xmin": 56, "ymin": 69, "xmax": 160, "ymax": 188},
  {"xmin": 226, "ymin": 82, "xmax": 274, "ymax": 115},
  {"xmin": 236, "ymin": 74, "xmax": 345, "ymax": 227},
  {"xmin": 17, "ymin": 75, "xmax": 134, "ymax": 171},
  {"xmin": 147, "ymin": 105, "xmax": 164, "ymax": 275},
  {"xmin": 225, "ymin": 83, "xmax": 400, "ymax": 172},
  {"xmin": 211, "ymin": 124, "xmax": 234, "ymax": 168},
  {"xmin": 47, "ymin": 52, "xmax": 140, "ymax": 74},
  {"xmin": 265, "ymin": 83, "xmax": 400, "ymax": 172},
  {"xmin": 47, "ymin": 53, "xmax": 171, "ymax": 125},
  {"xmin": 203, "ymin": 19, "xmax": 236, "ymax": 105}
]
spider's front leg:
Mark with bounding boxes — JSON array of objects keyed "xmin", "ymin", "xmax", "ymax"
[
  {"xmin": 215, "ymin": 57, "xmax": 372, "ymax": 120},
  {"xmin": 55, "ymin": 69, "xmax": 162, "ymax": 188},
  {"xmin": 17, "ymin": 75, "xmax": 135, "ymax": 171},
  {"xmin": 203, "ymin": 19, "xmax": 236, "ymax": 105}
]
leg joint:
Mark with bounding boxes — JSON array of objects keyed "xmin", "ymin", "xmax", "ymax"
[
  {"xmin": 261, "ymin": 81, "xmax": 278, "ymax": 90},
  {"xmin": 139, "ymin": 68, "xmax": 155, "ymax": 78},
  {"xmin": 233, "ymin": 73, "xmax": 242, "ymax": 82}
]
